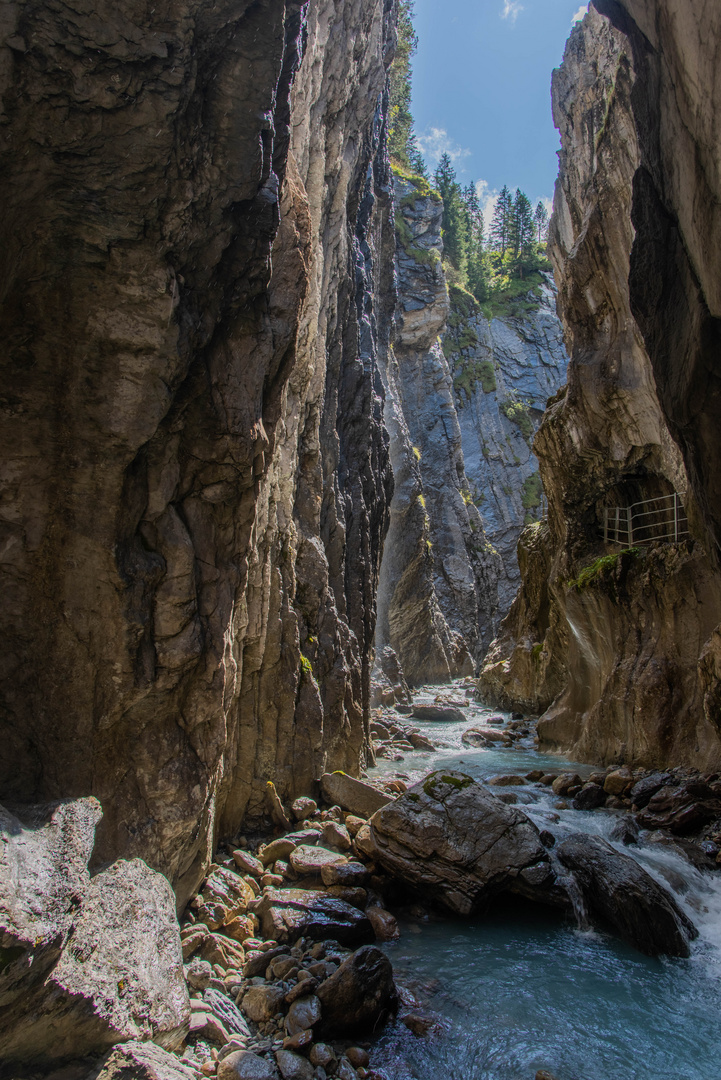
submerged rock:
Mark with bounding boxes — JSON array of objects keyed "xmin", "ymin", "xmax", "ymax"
[
  {"xmin": 555, "ymin": 834, "xmax": 697, "ymax": 957},
  {"xmin": 364, "ymin": 771, "xmax": 560, "ymax": 915}
]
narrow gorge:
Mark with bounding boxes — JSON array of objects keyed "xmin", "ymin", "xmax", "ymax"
[{"xmin": 1, "ymin": 2, "xmax": 721, "ymax": 1079}]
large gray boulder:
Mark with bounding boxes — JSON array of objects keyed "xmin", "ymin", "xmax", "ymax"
[
  {"xmin": 320, "ymin": 772, "xmax": 392, "ymax": 817},
  {"xmin": 555, "ymin": 834, "xmax": 698, "ymax": 957},
  {"xmin": 0, "ymin": 800, "xmax": 189, "ymax": 1066},
  {"xmin": 365, "ymin": 771, "xmax": 560, "ymax": 914}
]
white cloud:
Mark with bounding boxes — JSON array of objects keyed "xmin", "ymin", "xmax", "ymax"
[
  {"xmin": 416, "ymin": 127, "xmax": 472, "ymax": 169},
  {"xmin": 475, "ymin": 179, "xmax": 500, "ymax": 223},
  {"xmin": 500, "ymin": 1, "xmax": 524, "ymax": 22},
  {"xmin": 571, "ymin": 4, "xmax": 588, "ymax": 25}
]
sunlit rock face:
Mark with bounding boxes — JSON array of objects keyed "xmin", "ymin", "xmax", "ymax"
[
  {"xmin": 375, "ymin": 178, "xmax": 500, "ymax": 686},
  {"xmin": 0, "ymin": 0, "xmax": 395, "ymax": 906},
  {"xmin": 445, "ymin": 280, "xmax": 568, "ymax": 615},
  {"xmin": 479, "ymin": 4, "xmax": 721, "ymax": 771}
]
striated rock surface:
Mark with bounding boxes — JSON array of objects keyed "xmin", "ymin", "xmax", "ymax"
[
  {"xmin": 0, "ymin": 0, "xmax": 395, "ymax": 904},
  {"xmin": 375, "ymin": 175, "xmax": 500, "ymax": 685},
  {"xmin": 0, "ymin": 799, "xmax": 188, "ymax": 1067},
  {"xmin": 443, "ymin": 280, "xmax": 568, "ymax": 614},
  {"xmin": 363, "ymin": 771, "xmax": 560, "ymax": 915},
  {"xmin": 479, "ymin": 4, "xmax": 721, "ymax": 771}
]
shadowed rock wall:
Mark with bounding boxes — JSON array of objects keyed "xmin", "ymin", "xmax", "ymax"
[
  {"xmin": 479, "ymin": 4, "xmax": 721, "ymax": 770},
  {"xmin": 0, "ymin": 0, "xmax": 395, "ymax": 906}
]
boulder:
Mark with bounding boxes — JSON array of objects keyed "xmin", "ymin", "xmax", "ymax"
[
  {"xmin": 0, "ymin": 800, "xmax": 189, "ymax": 1065},
  {"xmin": 252, "ymin": 889, "xmax": 374, "ymax": 946},
  {"xmin": 551, "ymin": 773, "xmax": 583, "ymax": 796},
  {"xmin": 461, "ymin": 726, "xmax": 511, "ymax": 746},
  {"xmin": 628, "ymin": 772, "xmax": 673, "ymax": 809},
  {"xmin": 407, "ymin": 731, "xmax": 435, "ymax": 751},
  {"xmin": 320, "ymin": 821, "xmax": 352, "ymax": 851},
  {"xmin": 364, "ymin": 772, "xmax": 560, "ymax": 915},
  {"xmin": 321, "ymin": 861, "xmax": 370, "ymax": 888},
  {"xmin": 320, "ymin": 773, "xmax": 393, "ymax": 818},
  {"xmin": 289, "ymin": 845, "xmax": 348, "ymax": 876},
  {"xmin": 204, "ymin": 987, "xmax": 251, "ymax": 1038},
  {"xmin": 603, "ymin": 768, "xmax": 635, "ymax": 797},
  {"xmin": 260, "ymin": 837, "xmax": 300, "ymax": 866},
  {"xmin": 275, "ymin": 1050, "xmax": 314, "ymax": 1080},
  {"xmin": 316, "ymin": 946, "xmax": 398, "ymax": 1036},
  {"xmin": 572, "ymin": 783, "xmax": 607, "ymax": 811},
  {"xmin": 487, "ymin": 775, "xmax": 527, "ymax": 787},
  {"xmin": 93, "ymin": 1041, "xmax": 196, "ymax": 1080},
  {"xmin": 636, "ymin": 780, "xmax": 720, "ymax": 834},
  {"xmin": 240, "ymin": 984, "xmax": 286, "ymax": 1023},
  {"xmin": 410, "ymin": 704, "xmax": 466, "ymax": 723},
  {"xmin": 555, "ymin": 834, "xmax": 697, "ymax": 957},
  {"xmin": 366, "ymin": 906, "xmax": 400, "ymax": 941},
  {"xmin": 291, "ymin": 797, "xmax": 318, "ymax": 822},
  {"xmin": 218, "ymin": 1051, "xmax": 277, "ymax": 1080},
  {"xmin": 609, "ymin": 815, "xmax": 640, "ymax": 846},
  {"xmin": 285, "ymin": 994, "xmax": 322, "ymax": 1034},
  {"xmin": 233, "ymin": 850, "xmax": 265, "ymax": 878}
]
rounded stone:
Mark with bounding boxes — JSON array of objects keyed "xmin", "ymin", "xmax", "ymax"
[
  {"xmin": 218, "ymin": 1051, "xmax": 276, "ymax": 1080},
  {"xmin": 285, "ymin": 994, "xmax": 322, "ymax": 1035}
]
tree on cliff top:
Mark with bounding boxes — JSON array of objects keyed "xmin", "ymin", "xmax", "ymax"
[{"xmin": 388, "ymin": 1, "xmax": 425, "ymax": 174}]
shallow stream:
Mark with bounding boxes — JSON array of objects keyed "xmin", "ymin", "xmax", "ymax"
[{"xmin": 367, "ymin": 683, "xmax": 721, "ymax": 1080}]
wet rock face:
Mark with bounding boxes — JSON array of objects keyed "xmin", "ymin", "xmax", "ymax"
[
  {"xmin": 375, "ymin": 177, "xmax": 500, "ymax": 685},
  {"xmin": 0, "ymin": 0, "xmax": 394, "ymax": 903},
  {"xmin": 555, "ymin": 833, "xmax": 697, "ymax": 958},
  {"xmin": 479, "ymin": 4, "xmax": 721, "ymax": 771}
]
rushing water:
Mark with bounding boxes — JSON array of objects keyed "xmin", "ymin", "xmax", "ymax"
[{"xmin": 367, "ymin": 683, "xmax": 721, "ymax": 1080}]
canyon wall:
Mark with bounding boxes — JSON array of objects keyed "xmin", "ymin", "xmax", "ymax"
[
  {"xmin": 479, "ymin": 3, "xmax": 721, "ymax": 770},
  {"xmin": 375, "ymin": 175, "xmax": 500, "ymax": 686},
  {"xmin": 444, "ymin": 279, "xmax": 568, "ymax": 613},
  {"xmin": 0, "ymin": 0, "xmax": 395, "ymax": 906}
]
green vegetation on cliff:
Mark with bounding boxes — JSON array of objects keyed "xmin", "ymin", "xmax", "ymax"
[
  {"xmin": 388, "ymin": 1, "xmax": 425, "ymax": 173},
  {"xmin": 567, "ymin": 548, "xmax": 642, "ymax": 596}
]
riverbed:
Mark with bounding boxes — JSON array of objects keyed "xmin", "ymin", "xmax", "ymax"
[{"xmin": 367, "ymin": 683, "xmax": 721, "ymax": 1080}]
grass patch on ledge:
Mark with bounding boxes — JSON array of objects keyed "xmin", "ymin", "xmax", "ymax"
[{"xmin": 566, "ymin": 548, "xmax": 642, "ymax": 592}]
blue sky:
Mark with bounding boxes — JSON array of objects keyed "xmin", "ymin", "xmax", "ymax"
[{"xmin": 411, "ymin": 0, "xmax": 589, "ymax": 217}]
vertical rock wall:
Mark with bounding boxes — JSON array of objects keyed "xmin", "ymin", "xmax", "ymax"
[
  {"xmin": 375, "ymin": 176, "xmax": 500, "ymax": 685},
  {"xmin": 479, "ymin": 4, "xmax": 721, "ymax": 770},
  {"xmin": 444, "ymin": 280, "xmax": 568, "ymax": 613},
  {"xmin": 0, "ymin": 0, "xmax": 395, "ymax": 906}
]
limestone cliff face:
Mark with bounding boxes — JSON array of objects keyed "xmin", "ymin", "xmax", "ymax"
[
  {"xmin": 479, "ymin": 4, "xmax": 721, "ymax": 771},
  {"xmin": 375, "ymin": 176, "xmax": 500, "ymax": 685},
  {"xmin": 0, "ymin": 0, "xmax": 395, "ymax": 905},
  {"xmin": 443, "ymin": 280, "xmax": 568, "ymax": 614}
]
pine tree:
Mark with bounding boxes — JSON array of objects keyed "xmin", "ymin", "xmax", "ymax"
[
  {"xmin": 388, "ymin": 1, "xmax": 421, "ymax": 170},
  {"xmin": 434, "ymin": 154, "xmax": 469, "ymax": 278},
  {"xmin": 510, "ymin": 189, "xmax": 535, "ymax": 261},
  {"xmin": 489, "ymin": 185, "xmax": 513, "ymax": 255},
  {"xmin": 534, "ymin": 200, "xmax": 550, "ymax": 243}
]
